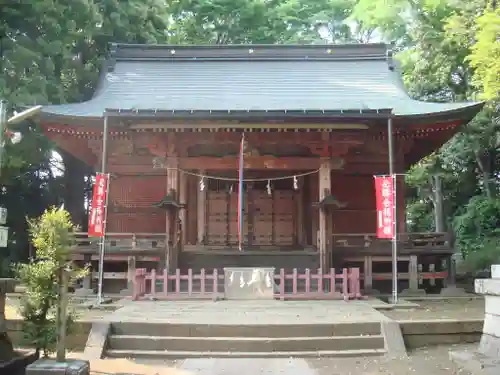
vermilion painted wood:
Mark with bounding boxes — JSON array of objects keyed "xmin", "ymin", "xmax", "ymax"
[{"xmin": 132, "ymin": 267, "xmax": 363, "ymax": 301}]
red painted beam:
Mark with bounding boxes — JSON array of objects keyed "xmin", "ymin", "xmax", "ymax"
[{"xmin": 179, "ymin": 156, "xmax": 322, "ymax": 170}]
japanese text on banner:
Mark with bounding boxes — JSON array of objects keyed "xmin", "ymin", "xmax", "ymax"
[
  {"xmin": 88, "ymin": 173, "xmax": 109, "ymax": 237},
  {"xmin": 374, "ymin": 176, "xmax": 395, "ymax": 239}
]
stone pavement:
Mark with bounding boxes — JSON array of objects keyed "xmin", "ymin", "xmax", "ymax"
[{"xmin": 105, "ymin": 299, "xmax": 388, "ymax": 325}]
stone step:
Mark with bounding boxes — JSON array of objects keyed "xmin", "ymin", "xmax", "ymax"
[
  {"xmin": 105, "ymin": 348, "xmax": 386, "ymax": 359},
  {"xmin": 108, "ymin": 334, "xmax": 385, "ymax": 352},
  {"xmin": 111, "ymin": 322, "xmax": 382, "ymax": 338}
]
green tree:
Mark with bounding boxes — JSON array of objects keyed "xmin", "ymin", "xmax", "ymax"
[
  {"xmin": 15, "ymin": 207, "xmax": 87, "ymax": 357},
  {"xmin": 0, "ymin": 0, "xmax": 177, "ymax": 267}
]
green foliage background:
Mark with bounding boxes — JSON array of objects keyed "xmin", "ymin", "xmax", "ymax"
[{"xmin": 0, "ymin": 0, "xmax": 499, "ymax": 272}]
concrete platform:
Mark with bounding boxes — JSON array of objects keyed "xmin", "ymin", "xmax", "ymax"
[{"xmin": 106, "ymin": 300, "xmax": 388, "ymax": 325}]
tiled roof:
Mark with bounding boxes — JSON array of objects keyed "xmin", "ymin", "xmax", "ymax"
[{"xmin": 40, "ymin": 43, "xmax": 482, "ymax": 120}]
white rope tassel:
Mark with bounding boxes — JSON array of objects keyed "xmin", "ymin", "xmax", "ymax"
[
  {"xmin": 267, "ymin": 180, "xmax": 272, "ymax": 195},
  {"xmin": 293, "ymin": 175, "xmax": 298, "ymax": 190},
  {"xmin": 176, "ymin": 167, "xmax": 320, "ymax": 182},
  {"xmin": 265, "ymin": 273, "xmax": 272, "ymax": 288},
  {"xmin": 199, "ymin": 176, "xmax": 205, "ymax": 191}
]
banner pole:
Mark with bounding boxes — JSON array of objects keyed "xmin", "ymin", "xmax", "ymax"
[
  {"xmin": 97, "ymin": 113, "xmax": 109, "ymax": 305},
  {"xmin": 238, "ymin": 133, "xmax": 244, "ymax": 251},
  {"xmin": 387, "ymin": 115, "xmax": 398, "ymax": 304}
]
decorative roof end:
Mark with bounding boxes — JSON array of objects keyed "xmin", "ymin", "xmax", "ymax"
[
  {"xmin": 386, "ymin": 42, "xmax": 395, "ymax": 72},
  {"xmin": 107, "ymin": 43, "xmax": 118, "ymax": 72}
]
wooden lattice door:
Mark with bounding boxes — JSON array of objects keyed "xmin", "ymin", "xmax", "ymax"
[
  {"xmin": 274, "ymin": 190, "xmax": 295, "ymax": 246},
  {"xmin": 228, "ymin": 191, "xmax": 249, "ymax": 246},
  {"xmin": 206, "ymin": 191, "xmax": 228, "ymax": 245},
  {"xmin": 253, "ymin": 190, "xmax": 273, "ymax": 245}
]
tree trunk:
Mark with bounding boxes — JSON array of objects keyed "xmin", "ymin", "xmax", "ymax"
[
  {"xmin": 61, "ymin": 150, "xmax": 89, "ymax": 229},
  {"xmin": 432, "ymin": 175, "xmax": 445, "ymax": 232},
  {"xmin": 483, "ymin": 172, "xmax": 494, "ymax": 199},
  {"xmin": 474, "ymin": 150, "xmax": 494, "ymax": 198}
]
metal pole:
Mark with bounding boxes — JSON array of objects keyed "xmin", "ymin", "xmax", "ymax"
[
  {"xmin": 97, "ymin": 114, "xmax": 109, "ymax": 304},
  {"xmin": 387, "ymin": 116, "xmax": 398, "ymax": 304},
  {"xmin": 0, "ymin": 100, "xmax": 7, "ymax": 178}
]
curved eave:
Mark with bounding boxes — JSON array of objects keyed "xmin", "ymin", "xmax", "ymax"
[
  {"xmin": 393, "ymin": 101, "xmax": 485, "ymax": 127},
  {"xmin": 401, "ymin": 102, "xmax": 485, "ymax": 167},
  {"xmin": 37, "ymin": 101, "xmax": 484, "ymax": 128},
  {"xmin": 38, "ymin": 107, "xmax": 395, "ymax": 125}
]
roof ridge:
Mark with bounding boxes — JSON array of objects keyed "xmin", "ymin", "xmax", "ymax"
[{"xmin": 107, "ymin": 43, "xmax": 389, "ymax": 64}]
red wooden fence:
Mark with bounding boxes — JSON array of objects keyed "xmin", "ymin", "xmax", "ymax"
[{"xmin": 132, "ymin": 267, "xmax": 362, "ymax": 301}]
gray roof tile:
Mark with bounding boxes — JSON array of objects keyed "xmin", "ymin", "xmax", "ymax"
[{"xmin": 41, "ymin": 44, "xmax": 482, "ymax": 119}]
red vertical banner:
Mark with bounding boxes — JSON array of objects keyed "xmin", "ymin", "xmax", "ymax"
[
  {"xmin": 88, "ymin": 173, "xmax": 109, "ymax": 237},
  {"xmin": 374, "ymin": 175, "xmax": 395, "ymax": 239}
]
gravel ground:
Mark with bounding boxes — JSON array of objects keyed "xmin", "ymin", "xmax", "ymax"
[
  {"xmin": 7, "ymin": 297, "xmax": 485, "ymax": 322},
  {"xmin": 5, "ymin": 298, "xmax": 112, "ymax": 321},
  {"xmin": 382, "ymin": 298, "xmax": 484, "ymax": 321},
  {"xmin": 73, "ymin": 344, "xmax": 476, "ymax": 374}
]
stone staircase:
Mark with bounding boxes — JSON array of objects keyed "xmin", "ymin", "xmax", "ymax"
[{"xmin": 105, "ymin": 321, "xmax": 386, "ymax": 359}]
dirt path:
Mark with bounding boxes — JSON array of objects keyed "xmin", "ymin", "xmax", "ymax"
[
  {"xmin": 74, "ymin": 344, "xmax": 476, "ymax": 374},
  {"xmin": 5, "ymin": 298, "xmax": 112, "ymax": 321}
]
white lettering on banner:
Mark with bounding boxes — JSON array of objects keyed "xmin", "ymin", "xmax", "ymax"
[
  {"xmin": 88, "ymin": 173, "xmax": 109, "ymax": 237},
  {"xmin": 383, "ymin": 226, "xmax": 392, "ymax": 236},
  {"xmin": 374, "ymin": 176, "xmax": 395, "ymax": 239},
  {"xmin": 381, "ymin": 181, "xmax": 391, "ymax": 198},
  {"xmin": 381, "ymin": 181, "xmax": 393, "ymax": 236}
]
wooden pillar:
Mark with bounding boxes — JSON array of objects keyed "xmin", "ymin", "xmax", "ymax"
[
  {"xmin": 197, "ymin": 171, "xmax": 206, "ymax": 245},
  {"xmin": 166, "ymin": 157, "xmax": 179, "ymax": 272},
  {"xmin": 310, "ymin": 174, "xmax": 318, "ymax": 247},
  {"xmin": 247, "ymin": 183, "xmax": 255, "ymax": 247},
  {"xmin": 296, "ymin": 177, "xmax": 304, "ymax": 246},
  {"xmin": 319, "ymin": 159, "xmax": 331, "ymax": 271},
  {"xmin": 364, "ymin": 255, "xmax": 373, "ymax": 293},
  {"xmin": 126, "ymin": 256, "xmax": 136, "ymax": 292},
  {"xmin": 408, "ymin": 255, "xmax": 419, "ymax": 292},
  {"xmin": 77, "ymin": 254, "xmax": 93, "ymax": 295},
  {"xmin": 179, "ymin": 171, "xmax": 187, "ymax": 247}
]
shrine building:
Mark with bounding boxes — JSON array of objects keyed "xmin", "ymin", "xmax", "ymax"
[{"xmin": 37, "ymin": 43, "xmax": 483, "ymax": 295}]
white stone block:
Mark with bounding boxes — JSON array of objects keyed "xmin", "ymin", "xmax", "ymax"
[
  {"xmin": 485, "ymin": 295, "xmax": 500, "ymax": 315},
  {"xmin": 483, "ymin": 313, "xmax": 500, "ymax": 338},
  {"xmin": 224, "ymin": 267, "xmax": 275, "ymax": 300},
  {"xmin": 475, "ymin": 278, "xmax": 500, "ymax": 296},
  {"xmin": 492, "ymin": 265, "xmax": 500, "ymax": 279},
  {"xmin": 479, "ymin": 333, "xmax": 500, "ymax": 358}
]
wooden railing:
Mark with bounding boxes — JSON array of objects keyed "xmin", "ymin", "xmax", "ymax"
[
  {"xmin": 72, "ymin": 232, "xmax": 451, "ymax": 252},
  {"xmin": 359, "ymin": 271, "xmax": 448, "ymax": 282},
  {"xmin": 332, "ymin": 232, "xmax": 451, "ymax": 251},
  {"xmin": 132, "ymin": 267, "xmax": 362, "ymax": 301},
  {"xmin": 74, "ymin": 232, "xmax": 166, "ymax": 251}
]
